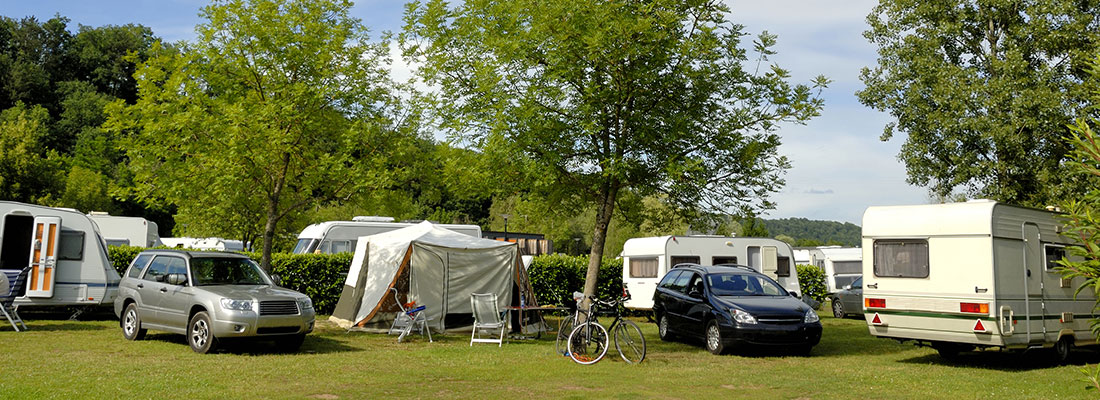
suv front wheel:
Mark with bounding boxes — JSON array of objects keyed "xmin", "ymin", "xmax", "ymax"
[{"xmin": 188, "ymin": 311, "xmax": 218, "ymax": 354}]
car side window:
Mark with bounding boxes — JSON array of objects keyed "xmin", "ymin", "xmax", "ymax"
[
  {"xmin": 671, "ymin": 271, "xmax": 693, "ymax": 293},
  {"xmin": 142, "ymin": 256, "xmax": 186, "ymax": 283},
  {"xmin": 658, "ymin": 270, "xmax": 682, "ymax": 289},
  {"xmin": 127, "ymin": 254, "xmax": 153, "ymax": 278},
  {"xmin": 687, "ymin": 273, "xmax": 704, "ymax": 295}
]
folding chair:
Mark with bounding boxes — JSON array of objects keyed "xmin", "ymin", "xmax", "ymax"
[
  {"xmin": 1, "ymin": 267, "xmax": 30, "ymax": 332},
  {"xmin": 470, "ymin": 293, "xmax": 506, "ymax": 347},
  {"xmin": 388, "ymin": 288, "xmax": 432, "ymax": 342}
]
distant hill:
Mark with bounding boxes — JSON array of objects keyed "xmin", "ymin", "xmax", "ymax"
[{"xmin": 763, "ymin": 218, "xmax": 861, "ymax": 247}]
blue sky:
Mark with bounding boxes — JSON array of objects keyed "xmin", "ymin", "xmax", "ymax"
[{"xmin": 4, "ymin": 0, "xmax": 928, "ymax": 225}]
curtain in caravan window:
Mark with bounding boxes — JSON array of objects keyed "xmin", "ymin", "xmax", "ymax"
[
  {"xmin": 670, "ymin": 256, "xmax": 700, "ymax": 268},
  {"xmin": 873, "ymin": 240, "xmax": 929, "ymax": 278},
  {"xmin": 630, "ymin": 257, "xmax": 658, "ymax": 278}
]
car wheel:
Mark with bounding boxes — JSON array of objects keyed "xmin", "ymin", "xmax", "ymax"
[
  {"xmin": 277, "ymin": 334, "xmax": 306, "ymax": 352},
  {"xmin": 705, "ymin": 321, "xmax": 726, "ymax": 355},
  {"xmin": 188, "ymin": 311, "xmax": 218, "ymax": 354},
  {"xmin": 831, "ymin": 298, "xmax": 845, "ymax": 319},
  {"xmin": 657, "ymin": 314, "xmax": 675, "ymax": 341},
  {"xmin": 1055, "ymin": 336, "xmax": 1074, "ymax": 364},
  {"xmin": 121, "ymin": 303, "xmax": 146, "ymax": 341}
]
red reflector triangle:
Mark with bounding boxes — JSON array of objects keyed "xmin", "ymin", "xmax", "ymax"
[
  {"xmin": 974, "ymin": 320, "xmax": 986, "ymax": 331},
  {"xmin": 871, "ymin": 313, "xmax": 882, "ymax": 324}
]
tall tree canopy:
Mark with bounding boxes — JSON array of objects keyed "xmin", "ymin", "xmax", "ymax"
[
  {"xmin": 107, "ymin": 0, "xmax": 408, "ymax": 269},
  {"xmin": 858, "ymin": 0, "xmax": 1100, "ymax": 205},
  {"xmin": 402, "ymin": 0, "xmax": 827, "ymax": 299}
]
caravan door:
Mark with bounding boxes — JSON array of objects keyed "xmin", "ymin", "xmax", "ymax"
[
  {"xmin": 748, "ymin": 246, "xmax": 779, "ymax": 279},
  {"xmin": 1022, "ymin": 223, "xmax": 1045, "ymax": 344},
  {"xmin": 26, "ymin": 216, "xmax": 61, "ymax": 298}
]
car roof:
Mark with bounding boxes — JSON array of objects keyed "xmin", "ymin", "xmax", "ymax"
[
  {"xmin": 671, "ymin": 263, "xmax": 761, "ymax": 275},
  {"xmin": 137, "ymin": 249, "xmax": 250, "ymax": 259}
]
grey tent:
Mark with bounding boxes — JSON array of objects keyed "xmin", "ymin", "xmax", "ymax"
[{"xmin": 330, "ymin": 221, "xmax": 538, "ymax": 331}]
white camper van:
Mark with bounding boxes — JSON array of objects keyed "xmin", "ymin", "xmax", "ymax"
[
  {"xmin": 861, "ymin": 200, "xmax": 1095, "ymax": 360},
  {"xmin": 807, "ymin": 247, "xmax": 862, "ymax": 293},
  {"xmin": 292, "ymin": 216, "xmax": 482, "ymax": 254},
  {"xmin": 160, "ymin": 237, "xmax": 247, "ymax": 252},
  {"xmin": 0, "ymin": 201, "xmax": 120, "ymax": 308},
  {"xmin": 87, "ymin": 212, "xmax": 162, "ymax": 247},
  {"xmin": 621, "ymin": 236, "xmax": 802, "ymax": 310}
]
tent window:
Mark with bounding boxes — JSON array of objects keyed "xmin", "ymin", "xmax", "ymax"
[
  {"xmin": 712, "ymin": 256, "xmax": 738, "ymax": 265},
  {"xmin": 873, "ymin": 239, "xmax": 929, "ymax": 278},
  {"xmin": 58, "ymin": 230, "xmax": 85, "ymax": 261},
  {"xmin": 832, "ymin": 261, "xmax": 862, "ymax": 274},
  {"xmin": 776, "ymin": 256, "xmax": 791, "ymax": 277},
  {"xmin": 670, "ymin": 256, "xmax": 700, "ymax": 268},
  {"xmin": 1045, "ymin": 244, "xmax": 1066, "ymax": 271},
  {"xmin": 629, "ymin": 257, "xmax": 658, "ymax": 278}
]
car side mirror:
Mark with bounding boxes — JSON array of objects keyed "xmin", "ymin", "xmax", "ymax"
[
  {"xmin": 270, "ymin": 274, "xmax": 282, "ymax": 286},
  {"xmin": 165, "ymin": 273, "xmax": 188, "ymax": 286},
  {"xmin": 789, "ymin": 291, "xmax": 800, "ymax": 298},
  {"xmin": 843, "ymin": 285, "xmax": 852, "ymax": 290}
]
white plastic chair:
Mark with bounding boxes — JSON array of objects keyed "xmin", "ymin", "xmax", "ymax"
[
  {"xmin": 388, "ymin": 288, "xmax": 432, "ymax": 342},
  {"xmin": 470, "ymin": 293, "xmax": 506, "ymax": 347}
]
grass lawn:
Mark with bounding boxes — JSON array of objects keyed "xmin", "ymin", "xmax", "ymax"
[{"xmin": 1, "ymin": 310, "xmax": 1098, "ymax": 399}]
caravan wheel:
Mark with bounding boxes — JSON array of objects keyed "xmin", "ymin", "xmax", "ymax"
[{"xmin": 1055, "ymin": 336, "xmax": 1074, "ymax": 364}]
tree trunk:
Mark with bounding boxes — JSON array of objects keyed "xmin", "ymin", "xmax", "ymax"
[
  {"xmin": 261, "ymin": 201, "xmax": 277, "ymax": 273},
  {"xmin": 581, "ymin": 180, "xmax": 619, "ymax": 315}
]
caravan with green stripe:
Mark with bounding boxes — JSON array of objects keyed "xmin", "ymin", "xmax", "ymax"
[{"xmin": 861, "ymin": 200, "xmax": 1097, "ymax": 362}]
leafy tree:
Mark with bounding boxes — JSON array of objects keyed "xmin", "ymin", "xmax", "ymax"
[
  {"xmin": 0, "ymin": 102, "xmax": 66, "ymax": 202},
  {"xmin": 858, "ymin": 0, "xmax": 1100, "ymax": 206},
  {"xmin": 402, "ymin": 0, "xmax": 826, "ymax": 301},
  {"xmin": 107, "ymin": 0, "xmax": 407, "ymax": 269}
]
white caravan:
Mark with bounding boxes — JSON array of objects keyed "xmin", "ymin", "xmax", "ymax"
[
  {"xmin": 861, "ymin": 200, "xmax": 1096, "ymax": 359},
  {"xmin": 0, "ymin": 201, "xmax": 120, "ymax": 308},
  {"xmin": 87, "ymin": 212, "xmax": 162, "ymax": 247},
  {"xmin": 621, "ymin": 236, "xmax": 802, "ymax": 310},
  {"xmin": 292, "ymin": 216, "xmax": 482, "ymax": 254},
  {"xmin": 806, "ymin": 246, "xmax": 863, "ymax": 294},
  {"xmin": 160, "ymin": 237, "xmax": 247, "ymax": 252}
]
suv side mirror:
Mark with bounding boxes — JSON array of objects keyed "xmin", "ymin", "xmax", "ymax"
[
  {"xmin": 270, "ymin": 274, "xmax": 282, "ymax": 286},
  {"xmin": 789, "ymin": 291, "xmax": 800, "ymax": 298},
  {"xmin": 165, "ymin": 273, "xmax": 188, "ymax": 286}
]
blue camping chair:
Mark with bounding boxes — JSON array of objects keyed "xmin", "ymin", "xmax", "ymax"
[{"xmin": 1, "ymin": 267, "xmax": 30, "ymax": 331}]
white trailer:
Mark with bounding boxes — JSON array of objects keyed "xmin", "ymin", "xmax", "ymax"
[
  {"xmin": 861, "ymin": 200, "xmax": 1096, "ymax": 360},
  {"xmin": 806, "ymin": 246, "xmax": 862, "ymax": 294},
  {"xmin": 292, "ymin": 216, "xmax": 482, "ymax": 254},
  {"xmin": 87, "ymin": 212, "xmax": 162, "ymax": 247},
  {"xmin": 160, "ymin": 237, "xmax": 247, "ymax": 252},
  {"xmin": 0, "ymin": 201, "xmax": 120, "ymax": 308},
  {"xmin": 622, "ymin": 236, "xmax": 802, "ymax": 310}
]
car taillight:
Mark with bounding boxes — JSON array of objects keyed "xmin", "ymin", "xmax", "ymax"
[
  {"xmin": 865, "ymin": 298, "xmax": 886, "ymax": 308},
  {"xmin": 960, "ymin": 302, "xmax": 989, "ymax": 314}
]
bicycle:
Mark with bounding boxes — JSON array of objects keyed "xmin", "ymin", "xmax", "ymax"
[
  {"xmin": 555, "ymin": 291, "xmax": 587, "ymax": 357},
  {"xmin": 565, "ymin": 286, "xmax": 647, "ymax": 365}
]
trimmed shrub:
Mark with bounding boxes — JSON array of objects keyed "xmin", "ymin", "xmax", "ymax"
[
  {"xmin": 796, "ymin": 264, "xmax": 828, "ymax": 308},
  {"xmin": 527, "ymin": 254, "xmax": 622, "ymax": 308},
  {"xmin": 107, "ymin": 245, "xmax": 148, "ymax": 274}
]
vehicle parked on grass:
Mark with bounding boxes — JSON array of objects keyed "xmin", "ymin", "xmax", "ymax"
[
  {"xmin": 862, "ymin": 200, "xmax": 1096, "ymax": 361},
  {"xmin": 622, "ymin": 236, "xmax": 803, "ymax": 311},
  {"xmin": 114, "ymin": 250, "xmax": 315, "ymax": 353},
  {"xmin": 652, "ymin": 264, "xmax": 821, "ymax": 355},
  {"xmin": 87, "ymin": 212, "xmax": 162, "ymax": 248},
  {"xmin": 804, "ymin": 246, "xmax": 862, "ymax": 294},
  {"xmin": 830, "ymin": 276, "xmax": 863, "ymax": 319}
]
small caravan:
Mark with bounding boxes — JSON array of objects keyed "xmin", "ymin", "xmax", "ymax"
[
  {"xmin": 861, "ymin": 200, "xmax": 1096, "ymax": 359},
  {"xmin": 292, "ymin": 216, "xmax": 482, "ymax": 255},
  {"xmin": 621, "ymin": 236, "xmax": 802, "ymax": 310},
  {"xmin": 806, "ymin": 247, "xmax": 863, "ymax": 293},
  {"xmin": 0, "ymin": 201, "xmax": 120, "ymax": 308},
  {"xmin": 87, "ymin": 212, "xmax": 162, "ymax": 247},
  {"xmin": 160, "ymin": 237, "xmax": 247, "ymax": 252}
]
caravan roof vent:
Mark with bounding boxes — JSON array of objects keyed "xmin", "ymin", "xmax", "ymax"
[
  {"xmin": 352, "ymin": 216, "xmax": 395, "ymax": 223},
  {"xmin": 89, "ymin": 211, "xmax": 110, "ymax": 216}
]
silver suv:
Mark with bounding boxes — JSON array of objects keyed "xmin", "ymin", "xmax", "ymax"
[{"xmin": 113, "ymin": 250, "xmax": 315, "ymax": 353}]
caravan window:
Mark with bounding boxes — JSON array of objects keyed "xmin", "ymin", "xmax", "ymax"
[
  {"xmin": 629, "ymin": 257, "xmax": 658, "ymax": 278},
  {"xmin": 873, "ymin": 239, "xmax": 929, "ymax": 278},
  {"xmin": 712, "ymin": 256, "xmax": 738, "ymax": 265},
  {"xmin": 670, "ymin": 256, "xmax": 700, "ymax": 268},
  {"xmin": 330, "ymin": 240, "xmax": 351, "ymax": 254},
  {"xmin": 832, "ymin": 261, "xmax": 862, "ymax": 275},
  {"xmin": 776, "ymin": 256, "xmax": 791, "ymax": 277},
  {"xmin": 58, "ymin": 230, "xmax": 85, "ymax": 261},
  {"xmin": 1045, "ymin": 245, "xmax": 1066, "ymax": 271}
]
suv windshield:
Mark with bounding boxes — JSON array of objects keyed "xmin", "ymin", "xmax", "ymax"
[
  {"xmin": 707, "ymin": 273, "xmax": 787, "ymax": 296},
  {"xmin": 190, "ymin": 258, "xmax": 268, "ymax": 286}
]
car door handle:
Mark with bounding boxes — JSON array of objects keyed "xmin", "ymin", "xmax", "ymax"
[
  {"xmin": 137, "ymin": 283, "xmax": 144, "ymax": 289},
  {"xmin": 159, "ymin": 287, "xmax": 168, "ymax": 293}
]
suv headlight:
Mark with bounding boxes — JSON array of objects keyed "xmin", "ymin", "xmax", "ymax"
[
  {"xmin": 804, "ymin": 309, "xmax": 820, "ymax": 323},
  {"xmin": 221, "ymin": 298, "xmax": 254, "ymax": 312},
  {"xmin": 297, "ymin": 297, "xmax": 313, "ymax": 311},
  {"xmin": 730, "ymin": 308, "xmax": 757, "ymax": 325}
]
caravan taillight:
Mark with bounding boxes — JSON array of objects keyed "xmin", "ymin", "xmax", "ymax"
[
  {"xmin": 960, "ymin": 302, "xmax": 989, "ymax": 314},
  {"xmin": 865, "ymin": 298, "xmax": 885, "ymax": 308}
]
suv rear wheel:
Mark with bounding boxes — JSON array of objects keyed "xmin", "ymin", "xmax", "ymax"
[{"xmin": 121, "ymin": 303, "xmax": 146, "ymax": 341}]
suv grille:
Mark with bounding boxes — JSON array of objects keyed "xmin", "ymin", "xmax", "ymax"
[{"xmin": 259, "ymin": 301, "xmax": 299, "ymax": 315}]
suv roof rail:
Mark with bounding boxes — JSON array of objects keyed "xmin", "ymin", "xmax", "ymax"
[
  {"xmin": 713, "ymin": 263, "xmax": 756, "ymax": 272},
  {"xmin": 671, "ymin": 263, "xmax": 701, "ymax": 269}
]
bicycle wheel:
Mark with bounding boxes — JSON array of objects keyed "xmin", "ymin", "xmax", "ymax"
[
  {"xmin": 555, "ymin": 316, "xmax": 576, "ymax": 357},
  {"xmin": 613, "ymin": 320, "xmax": 646, "ymax": 364},
  {"xmin": 567, "ymin": 322, "xmax": 609, "ymax": 365}
]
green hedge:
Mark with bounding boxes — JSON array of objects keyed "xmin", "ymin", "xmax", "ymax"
[
  {"xmin": 106, "ymin": 246, "xmax": 353, "ymax": 315},
  {"xmin": 527, "ymin": 254, "xmax": 623, "ymax": 308},
  {"xmin": 796, "ymin": 264, "xmax": 827, "ymax": 308}
]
